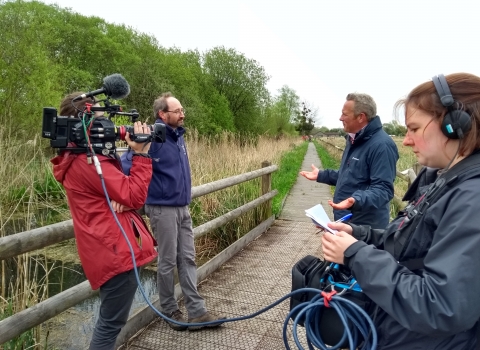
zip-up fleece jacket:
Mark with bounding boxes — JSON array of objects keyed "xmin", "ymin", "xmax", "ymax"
[
  {"xmin": 121, "ymin": 120, "xmax": 191, "ymax": 206},
  {"xmin": 343, "ymin": 159, "xmax": 480, "ymax": 349},
  {"xmin": 317, "ymin": 116, "xmax": 398, "ymax": 229},
  {"xmin": 51, "ymin": 152, "xmax": 157, "ymax": 290}
]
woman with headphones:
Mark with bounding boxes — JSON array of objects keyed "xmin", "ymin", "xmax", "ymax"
[{"xmin": 322, "ymin": 73, "xmax": 480, "ymax": 349}]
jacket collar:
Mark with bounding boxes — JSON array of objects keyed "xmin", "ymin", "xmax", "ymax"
[
  {"xmin": 155, "ymin": 119, "xmax": 185, "ymax": 139},
  {"xmin": 347, "ymin": 116, "xmax": 383, "ymax": 144}
]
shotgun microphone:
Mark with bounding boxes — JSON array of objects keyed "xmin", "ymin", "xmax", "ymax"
[{"xmin": 73, "ymin": 74, "xmax": 130, "ymax": 101}]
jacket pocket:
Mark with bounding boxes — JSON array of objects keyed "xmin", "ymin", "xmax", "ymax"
[
  {"xmin": 347, "ymin": 156, "xmax": 369, "ymax": 183},
  {"xmin": 131, "ymin": 218, "xmax": 143, "ymax": 250}
]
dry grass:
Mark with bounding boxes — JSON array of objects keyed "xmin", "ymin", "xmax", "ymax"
[
  {"xmin": 1, "ymin": 130, "xmax": 303, "ymax": 323},
  {"xmin": 186, "ymin": 131, "xmax": 303, "ymax": 262},
  {"xmin": 187, "ymin": 131, "xmax": 301, "ymax": 218},
  {"xmin": 187, "ymin": 130, "xmax": 302, "ymax": 184}
]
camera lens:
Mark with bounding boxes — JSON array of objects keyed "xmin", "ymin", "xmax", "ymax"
[{"xmin": 116, "ymin": 124, "xmax": 166, "ymax": 143}]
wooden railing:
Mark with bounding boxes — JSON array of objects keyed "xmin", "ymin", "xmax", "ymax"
[
  {"xmin": 395, "ymin": 162, "xmax": 424, "ymax": 187},
  {"xmin": 0, "ymin": 162, "xmax": 278, "ymax": 347}
]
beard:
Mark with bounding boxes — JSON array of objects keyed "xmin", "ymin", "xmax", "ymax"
[{"xmin": 166, "ymin": 115, "xmax": 184, "ymax": 128}]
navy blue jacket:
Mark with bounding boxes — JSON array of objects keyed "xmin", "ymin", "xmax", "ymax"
[
  {"xmin": 317, "ymin": 116, "xmax": 398, "ymax": 229},
  {"xmin": 121, "ymin": 120, "xmax": 192, "ymax": 206}
]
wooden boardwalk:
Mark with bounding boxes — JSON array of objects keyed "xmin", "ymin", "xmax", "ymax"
[{"xmin": 120, "ymin": 143, "xmax": 333, "ymax": 349}]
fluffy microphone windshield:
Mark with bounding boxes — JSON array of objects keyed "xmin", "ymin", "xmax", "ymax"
[{"xmin": 103, "ymin": 73, "xmax": 130, "ymax": 100}]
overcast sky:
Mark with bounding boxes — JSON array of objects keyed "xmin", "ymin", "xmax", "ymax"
[{"xmin": 40, "ymin": 0, "xmax": 480, "ymax": 128}]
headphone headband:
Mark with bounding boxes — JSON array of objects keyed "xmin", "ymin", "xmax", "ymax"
[{"xmin": 432, "ymin": 74, "xmax": 454, "ymax": 107}]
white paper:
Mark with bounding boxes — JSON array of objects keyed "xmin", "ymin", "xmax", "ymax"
[{"xmin": 305, "ymin": 204, "xmax": 337, "ymax": 234}]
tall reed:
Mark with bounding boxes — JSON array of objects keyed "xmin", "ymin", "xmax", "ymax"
[
  {"xmin": 186, "ymin": 131, "xmax": 304, "ymax": 260},
  {"xmin": 1, "ymin": 128, "xmax": 304, "ymax": 348},
  {"xmin": 0, "ymin": 127, "xmax": 62, "ymax": 348},
  {"xmin": 316, "ymin": 136, "xmax": 417, "ymax": 195}
]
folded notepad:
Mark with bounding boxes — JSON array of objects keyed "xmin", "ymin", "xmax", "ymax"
[{"xmin": 305, "ymin": 204, "xmax": 337, "ymax": 234}]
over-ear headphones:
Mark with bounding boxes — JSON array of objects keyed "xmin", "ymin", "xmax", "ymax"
[{"xmin": 432, "ymin": 74, "xmax": 472, "ymax": 139}]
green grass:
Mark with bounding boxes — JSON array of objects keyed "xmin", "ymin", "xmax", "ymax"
[
  {"xmin": 271, "ymin": 141, "xmax": 309, "ymax": 215},
  {"xmin": 312, "ymin": 140, "xmax": 340, "ymax": 195},
  {"xmin": 313, "ymin": 140, "xmax": 341, "ymax": 170},
  {"xmin": 1, "ymin": 300, "xmax": 36, "ymax": 349}
]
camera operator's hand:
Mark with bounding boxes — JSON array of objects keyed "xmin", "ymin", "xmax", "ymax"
[
  {"xmin": 110, "ymin": 200, "xmax": 132, "ymax": 213},
  {"xmin": 125, "ymin": 121, "xmax": 151, "ymax": 154}
]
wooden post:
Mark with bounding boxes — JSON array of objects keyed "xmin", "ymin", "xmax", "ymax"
[
  {"xmin": 0, "ymin": 165, "xmax": 282, "ymax": 346},
  {"xmin": 261, "ymin": 161, "xmax": 272, "ymax": 220},
  {"xmin": 405, "ymin": 164, "xmax": 422, "ymax": 189},
  {"xmin": 413, "ymin": 162, "xmax": 424, "ymax": 176},
  {"xmin": 407, "ymin": 168, "xmax": 417, "ymax": 188}
]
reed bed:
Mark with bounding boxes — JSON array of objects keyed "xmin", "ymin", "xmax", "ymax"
[
  {"xmin": 186, "ymin": 131, "xmax": 304, "ymax": 261},
  {"xmin": 0, "ymin": 127, "xmax": 62, "ymax": 348},
  {"xmin": 2, "ymin": 130, "xmax": 419, "ymax": 349},
  {"xmin": 1, "ymin": 129, "xmax": 304, "ymax": 349}
]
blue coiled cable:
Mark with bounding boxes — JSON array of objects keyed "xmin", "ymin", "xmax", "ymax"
[
  {"xmin": 96, "ymin": 162, "xmax": 377, "ymax": 345},
  {"xmin": 284, "ymin": 288, "xmax": 377, "ymax": 350}
]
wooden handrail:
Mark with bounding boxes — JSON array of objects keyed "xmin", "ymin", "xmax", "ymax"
[
  {"xmin": 0, "ymin": 164, "xmax": 279, "ymax": 345},
  {"xmin": 0, "ymin": 165, "xmax": 278, "ymax": 261}
]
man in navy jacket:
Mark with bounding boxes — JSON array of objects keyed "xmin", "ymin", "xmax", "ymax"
[
  {"xmin": 121, "ymin": 93, "xmax": 224, "ymax": 331},
  {"xmin": 300, "ymin": 93, "xmax": 398, "ymax": 229}
]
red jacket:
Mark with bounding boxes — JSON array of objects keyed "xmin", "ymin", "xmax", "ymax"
[{"xmin": 51, "ymin": 152, "xmax": 157, "ymax": 290}]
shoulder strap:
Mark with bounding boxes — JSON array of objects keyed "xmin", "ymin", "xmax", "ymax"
[
  {"xmin": 386, "ymin": 151, "xmax": 480, "ymax": 268},
  {"xmin": 440, "ymin": 149, "xmax": 480, "ymax": 184},
  {"xmin": 419, "ymin": 149, "xmax": 480, "ymax": 207}
]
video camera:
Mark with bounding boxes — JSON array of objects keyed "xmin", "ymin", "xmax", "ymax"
[{"xmin": 41, "ymin": 74, "xmax": 166, "ymax": 155}]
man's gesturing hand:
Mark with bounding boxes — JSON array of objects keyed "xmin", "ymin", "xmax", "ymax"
[
  {"xmin": 299, "ymin": 164, "xmax": 320, "ymax": 181},
  {"xmin": 328, "ymin": 197, "xmax": 355, "ymax": 210}
]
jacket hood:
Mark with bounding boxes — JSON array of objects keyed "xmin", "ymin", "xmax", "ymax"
[{"xmin": 51, "ymin": 152, "xmax": 77, "ymax": 184}]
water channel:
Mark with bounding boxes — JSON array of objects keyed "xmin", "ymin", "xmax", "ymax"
[
  {"xmin": 2, "ymin": 213, "xmax": 163, "ymax": 349},
  {"xmin": 47, "ymin": 267, "xmax": 157, "ymax": 350},
  {"xmin": 4, "ymin": 254, "xmax": 157, "ymax": 349}
]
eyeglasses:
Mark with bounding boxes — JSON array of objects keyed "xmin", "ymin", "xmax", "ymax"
[{"xmin": 165, "ymin": 108, "xmax": 186, "ymax": 115}]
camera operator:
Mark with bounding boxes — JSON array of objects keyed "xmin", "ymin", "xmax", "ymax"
[{"xmin": 51, "ymin": 92, "xmax": 157, "ymax": 350}]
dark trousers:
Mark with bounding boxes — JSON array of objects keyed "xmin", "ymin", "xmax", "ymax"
[{"xmin": 89, "ymin": 269, "xmax": 138, "ymax": 350}]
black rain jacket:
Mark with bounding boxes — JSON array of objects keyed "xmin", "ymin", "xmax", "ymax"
[{"xmin": 344, "ymin": 157, "xmax": 480, "ymax": 349}]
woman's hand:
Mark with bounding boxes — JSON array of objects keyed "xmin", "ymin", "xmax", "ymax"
[
  {"xmin": 110, "ymin": 200, "xmax": 132, "ymax": 213},
  {"xmin": 327, "ymin": 221, "xmax": 353, "ymax": 235},
  {"xmin": 125, "ymin": 121, "xmax": 152, "ymax": 154},
  {"xmin": 321, "ymin": 231, "xmax": 358, "ymax": 264}
]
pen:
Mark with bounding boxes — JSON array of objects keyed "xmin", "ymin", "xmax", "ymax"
[{"xmin": 335, "ymin": 213, "xmax": 352, "ymax": 223}]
